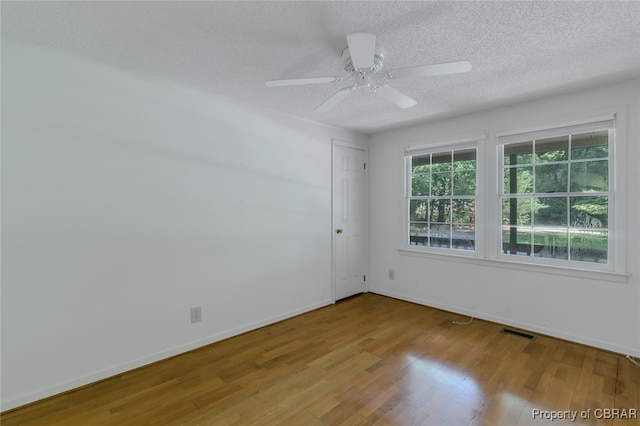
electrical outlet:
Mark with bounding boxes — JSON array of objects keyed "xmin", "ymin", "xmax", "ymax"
[
  {"xmin": 388, "ymin": 269, "xmax": 395, "ymax": 280},
  {"xmin": 190, "ymin": 306, "xmax": 202, "ymax": 324}
]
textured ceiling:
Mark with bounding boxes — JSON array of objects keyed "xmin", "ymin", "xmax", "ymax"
[{"xmin": 2, "ymin": 1, "xmax": 640, "ymax": 134}]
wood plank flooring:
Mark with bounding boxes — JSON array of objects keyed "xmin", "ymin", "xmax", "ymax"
[{"xmin": 2, "ymin": 293, "xmax": 639, "ymax": 425}]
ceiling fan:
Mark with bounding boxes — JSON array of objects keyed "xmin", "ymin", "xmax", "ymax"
[{"xmin": 266, "ymin": 33, "xmax": 472, "ymax": 112}]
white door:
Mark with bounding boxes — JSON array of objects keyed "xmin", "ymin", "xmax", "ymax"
[{"xmin": 333, "ymin": 144, "xmax": 366, "ymax": 300}]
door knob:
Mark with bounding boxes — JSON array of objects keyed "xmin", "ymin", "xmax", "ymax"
[{"xmin": 336, "ymin": 229, "xmax": 344, "ymax": 234}]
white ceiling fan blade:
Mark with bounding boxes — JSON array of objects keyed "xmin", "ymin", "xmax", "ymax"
[
  {"xmin": 376, "ymin": 85, "xmax": 417, "ymax": 109},
  {"xmin": 314, "ymin": 86, "xmax": 354, "ymax": 113},
  {"xmin": 266, "ymin": 76, "xmax": 340, "ymax": 87},
  {"xmin": 346, "ymin": 33, "xmax": 376, "ymax": 70},
  {"xmin": 388, "ymin": 61, "xmax": 472, "ymax": 80}
]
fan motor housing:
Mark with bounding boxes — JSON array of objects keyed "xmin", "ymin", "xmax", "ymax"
[{"xmin": 342, "ymin": 47, "xmax": 385, "ymax": 74}]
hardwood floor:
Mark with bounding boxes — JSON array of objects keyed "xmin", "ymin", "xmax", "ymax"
[{"xmin": 2, "ymin": 293, "xmax": 638, "ymax": 425}]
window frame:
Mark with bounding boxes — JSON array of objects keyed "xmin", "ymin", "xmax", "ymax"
[
  {"xmin": 398, "ymin": 111, "xmax": 628, "ymax": 281},
  {"xmin": 404, "ymin": 138, "xmax": 483, "ymax": 257},
  {"xmin": 495, "ymin": 115, "xmax": 619, "ymax": 273}
]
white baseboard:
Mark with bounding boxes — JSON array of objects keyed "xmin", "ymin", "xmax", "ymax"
[
  {"xmin": 369, "ymin": 288, "xmax": 640, "ymax": 358},
  {"xmin": 1, "ymin": 299, "xmax": 333, "ymax": 412}
]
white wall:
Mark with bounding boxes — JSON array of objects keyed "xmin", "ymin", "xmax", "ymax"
[
  {"xmin": 2, "ymin": 38, "xmax": 638, "ymax": 413},
  {"xmin": 368, "ymin": 79, "xmax": 640, "ymax": 357},
  {"xmin": 0, "ymin": 40, "xmax": 367, "ymax": 410}
]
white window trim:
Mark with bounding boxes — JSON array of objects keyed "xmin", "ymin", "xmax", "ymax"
[
  {"xmin": 398, "ymin": 247, "xmax": 629, "ymax": 282},
  {"xmin": 403, "ymin": 136, "xmax": 485, "ymax": 258},
  {"xmin": 496, "ymin": 114, "xmax": 618, "ymax": 273},
  {"xmin": 398, "ymin": 108, "xmax": 629, "ymax": 282},
  {"xmin": 495, "ymin": 114, "xmax": 616, "ymax": 144}
]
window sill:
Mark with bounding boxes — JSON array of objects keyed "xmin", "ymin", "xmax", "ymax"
[{"xmin": 398, "ymin": 248, "xmax": 630, "ymax": 283}]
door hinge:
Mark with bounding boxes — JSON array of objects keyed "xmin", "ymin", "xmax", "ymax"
[
  {"xmin": 364, "ymin": 162, "xmax": 366, "ymax": 170},
  {"xmin": 364, "ymin": 274, "xmax": 366, "ymax": 282}
]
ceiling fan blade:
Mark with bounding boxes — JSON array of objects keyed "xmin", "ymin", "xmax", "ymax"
[
  {"xmin": 266, "ymin": 76, "xmax": 340, "ymax": 87},
  {"xmin": 387, "ymin": 61, "xmax": 472, "ymax": 80},
  {"xmin": 314, "ymin": 86, "xmax": 354, "ymax": 113},
  {"xmin": 375, "ymin": 85, "xmax": 417, "ymax": 109},
  {"xmin": 346, "ymin": 33, "xmax": 376, "ymax": 70}
]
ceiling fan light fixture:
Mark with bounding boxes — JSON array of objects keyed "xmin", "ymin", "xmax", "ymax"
[{"xmin": 341, "ymin": 47, "xmax": 385, "ymax": 74}]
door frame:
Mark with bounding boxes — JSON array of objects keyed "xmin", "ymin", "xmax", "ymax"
[{"xmin": 331, "ymin": 139, "xmax": 369, "ymax": 302}]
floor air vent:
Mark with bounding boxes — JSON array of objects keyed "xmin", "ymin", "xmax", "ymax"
[{"xmin": 501, "ymin": 328, "xmax": 536, "ymax": 340}]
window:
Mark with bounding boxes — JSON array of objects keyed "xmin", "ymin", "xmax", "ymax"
[
  {"xmin": 497, "ymin": 117, "xmax": 614, "ymax": 268},
  {"xmin": 405, "ymin": 143, "xmax": 478, "ymax": 253},
  {"xmin": 401, "ymin": 115, "xmax": 625, "ymax": 278}
]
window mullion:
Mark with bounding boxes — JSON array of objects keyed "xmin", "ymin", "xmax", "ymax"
[{"xmin": 449, "ymin": 151, "xmax": 453, "ymax": 248}]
